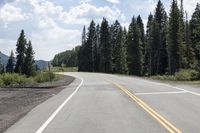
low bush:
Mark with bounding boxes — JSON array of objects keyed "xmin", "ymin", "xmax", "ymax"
[
  {"xmin": 50, "ymin": 67, "xmax": 78, "ymax": 72},
  {"xmin": 150, "ymin": 69, "xmax": 199, "ymax": 81},
  {"xmin": 34, "ymin": 71, "xmax": 63, "ymax": 83},
  {"xmin": 0, "ymin": 72, "xmax": 62, "ymax": 87},
  {"xmin": 0, "ymin": 73, "xmax": 33, "ymax": 87},
  {"xmin": 151, "ymin": 75, "xmax": 176, "ymax": 81},
  {"xmin": 175, "ymin": 69, "xmax": 199, "ymax": 81},
  {"xmin": 34, "ymin": 72, "xmax": 56, "ymax": 83},
  {"xmin": 0, "ymin": 78, "xmax": 4, "ymax": 87}
]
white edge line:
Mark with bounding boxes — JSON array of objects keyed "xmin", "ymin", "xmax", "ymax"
[
  {"xmin": 135, "ymin": 91, "xmax": 187, "ymax": 96},
  {"xmin": 140, "ymin": 79, "xmax": 200, "ymax": 96},
  {"xmin": 35, "ymin": 77, "xmax": 83, "ymax": 133}
]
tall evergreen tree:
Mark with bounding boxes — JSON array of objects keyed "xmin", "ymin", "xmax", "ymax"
[
  {"xmin": 78, "ymin": 26, "xmax": 86, "ymax": 71},
  {"xmin": 136, "ymin": 15, "xmax": 145, "ymax": 55},
  {"xmin": 82, "ymin": 26, "xmax": 86, "ymax": 45},
  {"xmin": 99, "ymin": 18, "xmax": 112, "ymax": 73},
  {"xmin": 137, "ymin": 15, "xmax": 146, "ymax": 74},
  {"xmin": 6, "ymin": 50, "xmax": 15, "ymax": 73},
  {"xmin": 23, "ymin": 41, "xmax": 35, "ymax": 76},
  {"xmin": 145, "ymin": 13, "xmax": 154, "ymax": 75},
  {"xmin": 93, "ymin": 24, "xmax": 100, "ymax": 72},
  {"xmin": 167, "ymin": 0, "xmax": 181, "ymax": 74},
  {"xmin": 185, "ymin": 11, "xmax": 196, "ymax": 68},
  {"xmin": 111, "ymin": 20, "xmax": 123, "ymax": 73},
  {"xmin": 152, "ymin": 0, "xmax": 168, "ymax": 75},
  {"xmin": 78, "ymin": 21, "xmax": 96, "ymax": 72},
  {"xmin": 0, "ymin": 56, "xmax": 4, "ymax": 74},
  {"xmin": 178, "ymin": 0, "xmax": 187, "ymax": 68},
  {"xmin": 86, "ymin": 20, "xmax": 96, "ymax": 72},
  {"xmin": 121, "ymin": 27, "xmax": 128, "ymax": 74},
  {"xmin": 15, "ymin": 30, "xmax": 27, "ymax": 74},
  {"xmin": 127, "ymin": 17, "xmax": 143, "ymax": 76},
  {"xmin": 190, "ymin": 3, "xmax": 200, "ymax": 71}
]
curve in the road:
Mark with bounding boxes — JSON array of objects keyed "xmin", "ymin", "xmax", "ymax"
[{"xmin": 105, "ymin": 78, "xmax": 182, "ymax": 133}]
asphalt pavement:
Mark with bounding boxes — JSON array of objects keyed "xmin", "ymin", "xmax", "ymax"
[{"xmin": 5, "ymin": 72, "xmax": 200, "ymax": 133}]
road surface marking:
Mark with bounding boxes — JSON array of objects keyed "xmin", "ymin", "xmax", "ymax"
[
  {"xmin": 105, "ymin": 79, "xmax": 182, "ymax": 133},
  {"xmin": 135, "ymin": 91, "xmax": 187, "ymax": 95},
  {"xmin": 139, "ymin": 79, "xmax": 200, "ymax": 97},
  {"xmin": 35, "ymin": 78, "xmax": 83, "ymax": 133}
]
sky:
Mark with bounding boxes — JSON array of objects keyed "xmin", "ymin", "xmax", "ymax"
[{"xmin": 0, "ymin": 0, "xmax": 199, "ymax": 61}]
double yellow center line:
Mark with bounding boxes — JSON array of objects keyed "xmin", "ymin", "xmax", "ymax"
[{"xmin": 105, "ymin": 79, "xmax": 182, "ymax": 133}]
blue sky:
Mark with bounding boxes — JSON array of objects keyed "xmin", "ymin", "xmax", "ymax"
[{"xmin": 0, "ymin": 0, "xmax": 198, "ymax": 60}]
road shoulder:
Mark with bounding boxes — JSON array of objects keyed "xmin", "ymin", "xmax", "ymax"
[{"xmin": 0, "ymin": 75, "xmax": 74, "ymax": 133}]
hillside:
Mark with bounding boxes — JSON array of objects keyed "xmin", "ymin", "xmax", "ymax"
[
  {"xmin": 0, "ymin": 52, "xmax": 9, "ymax": 65},
  {"xmin": 0, "ymin": 52, "xmax": 48, "ymax": 70},
  {"xmin": 52, "ymin": 46, "xmax": 80, "ymax": 67}
]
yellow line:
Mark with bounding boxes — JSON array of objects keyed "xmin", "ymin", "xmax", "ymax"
[{"xmin": 105, "ymin": 79, "xmax": 182, "ymax": 133}]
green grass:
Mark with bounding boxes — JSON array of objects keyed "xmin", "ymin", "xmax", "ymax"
[
  {"xmin": 50, "ymin": 67, "xmax": 78, "ymax": 72},
  {"xmin": 150, "ymin": 69, "xmax": 199, "ymax": 81},
  {"xmin": 149, "ymin": 69, "xmax": 200, "ymax": 85},
  {"xmin": 34, "ymin": 71, "xmax": 63, "ymax": 83},
  {"xmin": 150, "ymin": 75, "xmax": 176, "ymax": 81},
  {"xmin": 0, "ymin": 72, "xmax": 64, "ymax": 88}
]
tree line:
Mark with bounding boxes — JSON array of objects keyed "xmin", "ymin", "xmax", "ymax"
[
  {"xmin": 0, "ymin": 30, "xmax": 36, "ymax": 76},
  {"xmin": 78, "ymin": 0, "xmax": 200, "ymax": 76},
  {"xmin": 52, "ymin": 46, "xmax": 80, "ymax": 67}
]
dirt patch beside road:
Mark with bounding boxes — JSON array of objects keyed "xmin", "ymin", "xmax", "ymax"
[{"xmin": 0, "ymin": 75, "xmax": 74, "ymax": 133}]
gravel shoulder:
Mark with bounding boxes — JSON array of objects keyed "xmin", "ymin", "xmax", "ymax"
[{"xmin": 0, "ymin": 75, "xmax": 74, "ymax": 133}]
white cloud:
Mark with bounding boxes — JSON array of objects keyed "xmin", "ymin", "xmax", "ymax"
[
  {"xmin": 38, "ymin": 17, "xmax": 56, "ymax": 29},
  {"xmin": 0, "ymin": 39, "xmax": 16, "ymax": 56},
  {"xmin": 183, "ymin": 0, "xmax": 199, "ymax": 18},
  {"xmin": 121, "ymin": 22, "xmax": 129, "ymax": 29},
  {"xmin": 106, "ymin": 0, "xmax": 120, "ymax": 4},
  {"xmin": 131, "ymin": 0, "xmax": 156, "ymax": 13},
  {"xmin": 26, "ymin": 0, "xmax": 82, "ymax": 59},
  {"xmin": 0, "ymin": 4, "xmax": 28, "ymax": 23},
  {"xmin": 79, "ymin": 0, "xmax": 92, "ymax": 4},
  {"xmin": 30, "ymin": 26, "xmax": 81, "ymax": 60},
  {"xmin": 29, "ymin": 0, "xmax": 124, "ymax": 25},
  {"xmin": 61, "ymin": 3, "xmax": 125, "ymax": 24},
  {"xmin": 0, "ymin": 0, "xmax": 126, "ymax": 60},
  {"xmin": 29, "ymin": 0, "xmax": 63, "ymax": 18}
]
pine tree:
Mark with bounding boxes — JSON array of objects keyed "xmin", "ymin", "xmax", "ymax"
[
  {"xmin": 167, "ymin": 0, "xmax": 181, "ymax": 74},
  {"xmin": 99, "ymin": 18, "xmax": 112, "ymax": 73},
  {"xmin": 151, "ymin": 0, "xmax": 168, "ymax": 75},
  {"xmin": 0, "ymin": 56, "xmax": 4, "ymax": 74},
  {"xmin": 111, "ymin": 20, "xmax": 123, "ymax": 73},
  {"xmin": 185, "ymin": 11, "xmax": 196, "ymax": 68},
  {"xmin": 23, "ymin": 41, "xmax": 35, "ymax": 76},
  {"xmin": 127, "ymin": 17, "xmax": 143, "ymax": 76},
  {"xmin": 6, "ymin": 50, "xmax": 15, "ymax": 73},
  {"xmin": 137, "ymin": 15, "xmax": 146, "ymax": 75},
  {"xmin": 93, "ymin": 24, "xmax": 100, "ymax": 72},
  {"xmin": 121, "ymin": 27, "xmax": 128, "ymax": 74},
  {"xmin": 136, "ymin": 15, "xmax": 145, "ymax": 55},
  {"xmin": 86, "ymin": 20, "xmax": 96, "ymax": 72},
  {"xmin": 15, "ymin": 30, "xmax": 27, "ymax": 74},
  {"xmin": 145, "ymin": 13, "xmax": 154, "ymax": 75},
  {"xmin": 78, "ymin": 26, "xmax": 86, "ymax": 71},
  {"xmin": 178, "ymin": 0, "xmax": 187, "ymax": 68},
  {"xmin": 190, "ymin": 3, "xmax": 200, "ymax": 71}
]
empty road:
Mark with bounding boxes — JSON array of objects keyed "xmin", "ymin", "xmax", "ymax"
[{"xmin": 5, "ymin": 72, "xmax": 200, "ymax": 133}]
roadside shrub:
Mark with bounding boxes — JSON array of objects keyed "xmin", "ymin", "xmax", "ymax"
[
  {"xmin": 175, "ymin": 69, "xmax": 199, "ymax": 81},
  {"xmin": 50, "ymin": 67, "xmax": 78, "ymax": 72},
  {"xmin": 0, "ymin": 78, "xmax": 5, "ymax": 87},
  {"xmin": 0, "ymin": 72, "xmax": 63, "ymax": 87},
  {"xmin": 151, "ymin": 75, "xmax": 176, "ymax": 81},
  {"xmin": 34, "ymin": 72, "xmax": 56, "ymax": 83},
  {"xmin": 0, "ymin": 73, "xmax": 32, "ymax": 86}
]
